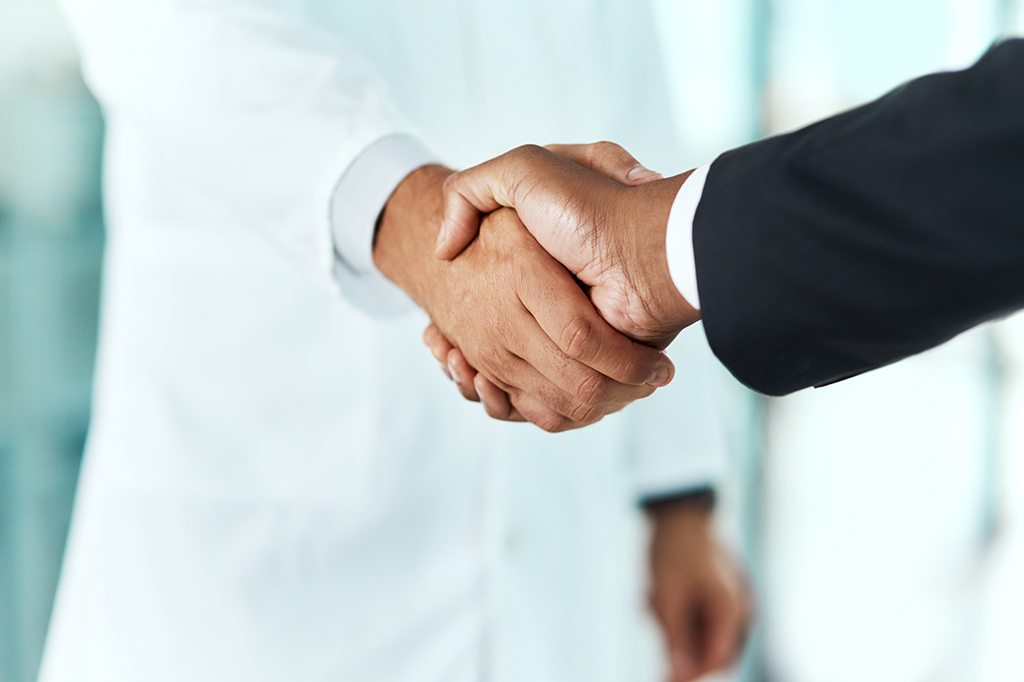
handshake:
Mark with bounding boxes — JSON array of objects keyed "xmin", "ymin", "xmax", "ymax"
[{"xmin": 374, "ymin": 142, "xmax": 701, "ymax": 432}]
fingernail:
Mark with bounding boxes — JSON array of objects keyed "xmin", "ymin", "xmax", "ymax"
[
  {"xmin": 440, "ymin": 362, "xmax": 453, "ymax": 381},
  {"xmin": 448, "ymin": 359, "xmax": 461, "ymax": 384},
  {"xmin": 434, "ymin": 221, "xmax": 450, "ymax": 255},
  {"xmin": 648, "ymin": 364, "xmax": 672, "ymax": 387},
  {"xmin": 627, "ymin": 166, "xmax": 663, "ymax": 182}
]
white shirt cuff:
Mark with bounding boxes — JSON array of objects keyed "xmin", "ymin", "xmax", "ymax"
[
  {"xmin": 330, "ymin": 133, "xmax": 441, "ymax": 317},
  {"xmin": 664, "ymin": 163, "xmax": 712, "ymax": 311}
]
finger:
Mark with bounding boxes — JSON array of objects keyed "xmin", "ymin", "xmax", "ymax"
[
  {"xmin": 424, "ymin": 324, "xmax": 455, "ymax": 381},
  {"xmin": 447, "ymin": 348, "xmax": 482, "ymax": 403},
  {"xmin": 546, "ymin": 141, "xmax": 663, "ymax": 186},
  {"xmin": 506, "ymin": 387, "xmax": 589, "ymax": 434},
  {"xmin": 699, "ymin": 591, "xmax": 748, "ymax": 675},
  {"xmin": 516, "ymin": 256, "xmax": 675, "ymax": 388},
  {"xmin": 659, "ymin": 594, "xmax": 701, "ymax": 682},
  {"xmin": 670, "ymin": 649, "xmax": 700, "ymax": 682},
  {"xmin": 424, "ymin": 323, "xmax": 455, "ymax": 364},
  {"xmin": 492, "ymin": 300, "xmax": 653, "ymax": 421},
  {"xmin": 472, "ymin": 343, "xmax": 618, "ymax": 428},
  {"xmin": 436, "ymin": 145, "xmax": 551, "ymax": 260},
  {"xmin": 475, "ymin": 373, "xmax": 526, "ymax": 422}
]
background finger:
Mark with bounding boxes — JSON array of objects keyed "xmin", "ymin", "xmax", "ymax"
[
  {"xmin": 447, "ymin": 348, "xmax": 482, "ymax": 402},
  {"xmin": 654, "ymin": 591, "xmax": 700, "ymax": 682},
  {"xmin": 424, "ymin": 323, "xmax": 454, "ymax": 363},
  {"xmin": 475, "ymin": 373, "xmax": 525, "ymax": 421},
  {"xmin": 699, "ymin": 592, "xmax": 747, "ymax": 675}
]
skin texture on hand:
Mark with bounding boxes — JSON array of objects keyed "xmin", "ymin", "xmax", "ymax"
[
  {"xmin": 424, "ymin": 143, "xmax": 701, "ymax": 418},
  {"xmin": 437, "ymin": 143, "xmax": 702, "ymax": 348},
  {"xmin": 373, "ymin": 164, "xmax": 675, "ymax": 432},
  {"xmin": 647, "ymin": 500, "xmax": 752, "ymax": 682}
]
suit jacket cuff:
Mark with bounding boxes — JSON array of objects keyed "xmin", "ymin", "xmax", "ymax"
[{"xmin": 665, "ymin": 163, "xmax": 712, "ymax": 310}]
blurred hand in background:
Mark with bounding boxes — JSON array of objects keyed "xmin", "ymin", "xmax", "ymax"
[{"xmin": 647, "ymin": 499, "xmax": 751, "ymax": 682}]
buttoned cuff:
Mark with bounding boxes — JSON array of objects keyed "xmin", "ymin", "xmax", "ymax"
[
  {"xmin": 665, "ymin": 163, "xmax": 712, "ymax": 311},
  {"xmin": 330, "ymin": 133, "xmax": 441, "ymax": 317}
]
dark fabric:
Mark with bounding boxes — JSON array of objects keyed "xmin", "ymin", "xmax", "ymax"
[
  {"xmin": 693, "ymin": 38, "xmax": 1024, "ymax": 396},
  {"xmin": 640, "ymin": 486, "xmax": 717, "ymax": 512}
]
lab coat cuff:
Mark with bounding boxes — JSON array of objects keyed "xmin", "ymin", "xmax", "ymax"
[
  {"xmin": 330, "ymin": 133, "xmax": 441, "ymax": 317},
  {"xmin": 640, "ymin": 486, "xmax": 717, "ymax": 511},
  {"xmin": 632, "ymin": 447, "xmax": 725, "ymax": 504},
  {"xmin": 634, "ymin": 472, "xmax": 724, "ymax": 504},
  {"xmin": 665, "ymin": 163, "xmax": 712, "ymax": 311}
]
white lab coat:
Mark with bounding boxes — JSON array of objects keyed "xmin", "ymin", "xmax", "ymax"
[{"xmin": 43, "ymin": 2, "xmax": 728, "ymax": 681}]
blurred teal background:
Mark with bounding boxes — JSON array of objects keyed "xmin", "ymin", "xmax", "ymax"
[
  {"xmin": 0, "ymin": 2, "xmax": 105, "ymax": 680},
  {"xmin": 1, "ymin": 1, "xmax": 1023, "ymax": 681}
]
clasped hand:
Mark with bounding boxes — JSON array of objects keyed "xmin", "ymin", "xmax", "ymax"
[{"xmin": 383, "ymin": 142, "xmax": 700, "ymax": 431}]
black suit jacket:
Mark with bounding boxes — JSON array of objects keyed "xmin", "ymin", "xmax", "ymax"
[{"xmin": 693, "ymin": 38, "xmax": 1024, "ymax": 396}]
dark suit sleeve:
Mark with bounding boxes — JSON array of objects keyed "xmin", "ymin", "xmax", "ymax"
[{"xmin": 692, "ymin": 38, "xmax": 1024, "ymax": 396}]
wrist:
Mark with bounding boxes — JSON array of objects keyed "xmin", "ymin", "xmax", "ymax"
[
  {"xmin": 615, "ymin": 172, "xmax": 702, "ymax": 341},
  {"xmin": 373, "ymin": 164, "xmax": 455, "ymax": 307},
  {"xmin": 648, "ymin": 495, "xmax": 715, "ymax": 538}
]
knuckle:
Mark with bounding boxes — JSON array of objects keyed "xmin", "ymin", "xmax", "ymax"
[
  {"xmin": 441, "ymin": 168, "xmax": 465, "ymax": 197},
  {"xmin": 537, "ymin": 412, "xmax": 568, "ymax": 434},
  {"xmin": 591, "ymin": 140, "xmax": 617, "ymax": 163},
  {"xmin": 560, "ymin": 316, "xmax": 598, "ymax": 361},
  {"xmin": 477, "ymin": 345, "xmax": 507, "ymax": 378},
  {"xmin": 617, "ymin": 353, "xmax": 649, "ymax": 384},
  {"xmin": 568, "ymin": 399, "xmax": 603, "ymax": 425},
  {"xmin": 512, "ymin": 144, "xmax": 544, "ymax": 161},
  {"xmin": 485, "ymin": 308, "xmax": 516, "ymax": 346},
  {"xmin": 574, "ymin": 370, "xmax": 612, "ymax": 405}
]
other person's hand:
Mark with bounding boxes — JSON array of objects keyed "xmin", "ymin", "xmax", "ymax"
[
  {"xmin": 424, "ymin": 143, "xmax": 695, "ymax": 415},
  {"xmin": 374, "ymin": 165, "xmax": 674, "ymax": 432},
  {"xmin": 647, "ymin": 497, "xmax": 752, "ymax": 682},
  {"xmin": 436, "ymin": 143, "xmax": 702, "ymax": 348}
]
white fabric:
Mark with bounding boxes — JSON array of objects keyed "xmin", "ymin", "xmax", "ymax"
[
  {"xmin": 664, "ymin": 163, "xmax": 711, "ymax": 311},
  {"xmin": 330, "ymin": 133, "xmax": 436, "ymax": 316},
  {"xmin": 45, "ymin": 2, "xmax": 729, "ymax": 682}
]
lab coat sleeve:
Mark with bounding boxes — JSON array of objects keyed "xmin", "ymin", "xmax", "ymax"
[
  {"xmin": 625, "ymin": 323, "xmax": 730, "ymax": 503},
  {"xmin": 59, "ymin": 0, "xmax": 435, "ymax": 313},
  {"xmin": 330, "ymin": 134, "xmax": 438, "ymax": 315}
]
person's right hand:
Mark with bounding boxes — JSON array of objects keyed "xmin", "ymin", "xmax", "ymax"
[{"xmin": 374, "ymin": 164, "xmax": 675, "ymax": 432}]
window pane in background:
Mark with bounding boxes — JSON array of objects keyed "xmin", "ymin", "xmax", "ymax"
[{"xmin": 0, "ymin": 2, "xmax": 103, "ymax": 681}]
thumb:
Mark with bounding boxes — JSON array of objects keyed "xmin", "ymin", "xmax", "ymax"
[
  {"xmin": 546, "ymin": 141, "xmax": 662, "ymax": 186},
  {"xmin": 435, "ymin": 147, "xmax": 541, "ymax": 260},
  {"xmin": 435, "ymin": 173, "xmax": 496, "ymax": 260}
]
